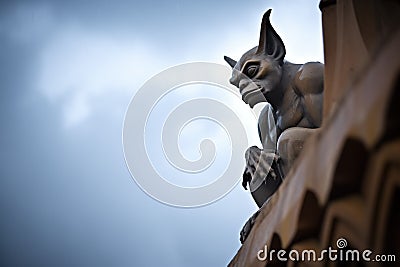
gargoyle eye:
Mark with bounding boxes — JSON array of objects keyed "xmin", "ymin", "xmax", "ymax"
[{"xmin": 245, "ymin": 65, "xmax": 259, "ymax": 78}]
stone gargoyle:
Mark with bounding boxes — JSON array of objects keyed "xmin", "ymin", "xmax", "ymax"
[{"xmin": 224, "ymin": 9, "xmax": 324, "ymax": 243}]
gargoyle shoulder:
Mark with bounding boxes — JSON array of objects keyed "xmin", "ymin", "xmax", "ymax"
[{"xmin": 294, "ymin": 62, "xmax": 324, "ymax": 95}]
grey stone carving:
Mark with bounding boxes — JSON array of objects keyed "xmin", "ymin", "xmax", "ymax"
[{"xmin": 224, "ymin": 9, "xmax": 324, "ymax": 242}]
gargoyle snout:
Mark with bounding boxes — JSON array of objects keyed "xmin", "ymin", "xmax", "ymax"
[
  {"xmin": 239, "ymin": 79, "xmax": 249, "ymax": 90},
  {"xmin": 239, "ymin": 80, "xmax": 259, "ymax": 95}
]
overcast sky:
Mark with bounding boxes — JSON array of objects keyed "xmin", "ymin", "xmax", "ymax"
[{"xmin": 0, "ymin": 1, "xmax": 323, "ymax": 266}]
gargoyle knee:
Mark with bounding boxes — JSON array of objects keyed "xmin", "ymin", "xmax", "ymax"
[{"xmin": 277, "ymin": 127, "xmax": 317, "ymax": 176}]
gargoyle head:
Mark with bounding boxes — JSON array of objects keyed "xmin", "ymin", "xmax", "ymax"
[{"xmin": 224, "ymin": 9, "xmax": 286, "ymax": 107}]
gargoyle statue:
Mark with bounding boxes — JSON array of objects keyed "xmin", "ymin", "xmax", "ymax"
[{"xmin": 224, "ymin": 9, "xmax": 324, "ymax": 243}]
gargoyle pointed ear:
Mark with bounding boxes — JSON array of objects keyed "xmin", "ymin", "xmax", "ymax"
[
  {"xmin": 256, "ymin": 9, "xmax": 286, "ymax": 64},
  {"xmin": 224, "ymin": 56, "xmax": 237, "ymax": 68}
]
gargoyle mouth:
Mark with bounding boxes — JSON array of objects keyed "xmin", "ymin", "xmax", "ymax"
[{"xmin": 240, "ymin": 84, "xmax": 265, "ymax": 106}]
